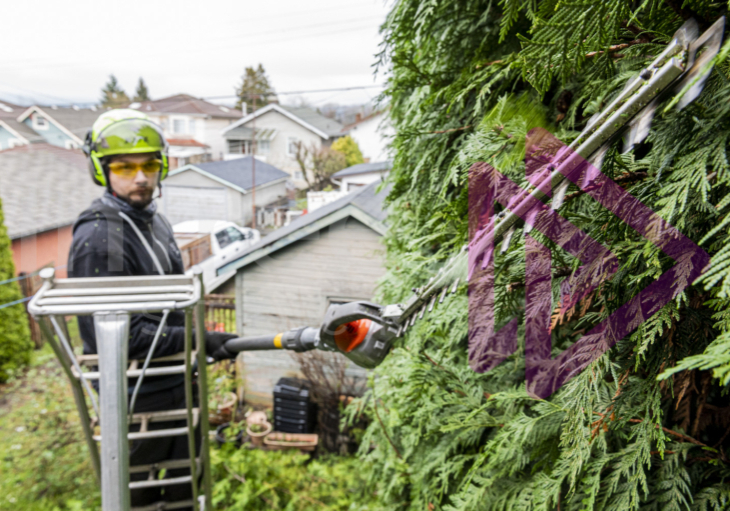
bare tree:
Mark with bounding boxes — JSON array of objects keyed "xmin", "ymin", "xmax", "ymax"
[{"xmin": 294, "ymin": 142, "xmax": 347, "ymax": 191}]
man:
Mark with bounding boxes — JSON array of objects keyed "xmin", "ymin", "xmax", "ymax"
[{"xmin": 68, "ymin": 109, "xmax": 234, "ymax": 508}]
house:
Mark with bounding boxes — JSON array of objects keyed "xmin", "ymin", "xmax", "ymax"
[
  {"xmin": 161, "ymin": 156, "xmax": 289, "ymax": 227},
  {"xmin": 343, "ymin": 110, "xmax": 393, "ymax": 162},
  {"xmin": 0, "ymin": 144, "xmax": 102, "ymax": 278},
  {"xmin": 131, "ymin": 94, "xmax": 241, "ymax": 166},
  {"xmin": 14, "ymin": 105, "xmax": 101, "ymax": 150},
  {"xmin": 332, "ymin": 160, "xmax": 392, "ymax": 192},
  {"xmin": 216, "ymin": 181, "xmax": 391, "ymax": 404},
  {"xmin": 0, "ymin": 101, "xmax": 44, "ymax": 150},
  {"xmin": 221, "ymin": 104, "xmax": 346, "ymax": 187}
]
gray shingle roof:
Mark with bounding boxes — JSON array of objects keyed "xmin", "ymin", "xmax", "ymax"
[
  {"xmin": 332, "ymin": 160, "xmax": 392, "ymax": 179},
  {"xmin": 134, "ymin": 94, "xmax": 242, "ymax": 119},
  {"xmin": 0, "ymin": 144, "xmax": 102, "ymax": 239},
  {"xmin": 183, "ymin": 156, "xmax": 289, "ymax": 192},
  {"xmin": 40, "ymin": 107, "xmax": 103, "ymax": 140},
  {"xmin": 280, "ymin": 106, "xmax": 345, "ymax": 138},
  {"xmin": 224, "ymin": 180, "xmax": 390, "ymax": 272}
]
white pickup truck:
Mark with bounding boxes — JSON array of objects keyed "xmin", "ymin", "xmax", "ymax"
[{"xmin": 172, "ymin": 220, "xmax": 261, "ymax": 292}]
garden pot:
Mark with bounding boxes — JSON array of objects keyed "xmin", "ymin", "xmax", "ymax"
[
  {"xmin": 264, "ymin": 432, "xmax": 319, "ymax": 452},
  {"xmin": 215, "ymin": 422, "xmax": 244, "ymax": 447},
  {"xmin": 246, "ymin": 420, "xmax": 272, "ymax": 447},
  {"xmin": 209, "ymin": 392, "xmax": 238, "ymax": 425}
]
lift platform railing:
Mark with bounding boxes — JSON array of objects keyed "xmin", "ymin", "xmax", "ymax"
[{"xmin": 28, "ymin": 267, "xmax": 212, "ymax": 511}]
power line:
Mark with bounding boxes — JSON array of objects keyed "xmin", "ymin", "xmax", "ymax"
[{"xmin": 205, "ymin": 84, "xmax": 385, "ymax": 101}]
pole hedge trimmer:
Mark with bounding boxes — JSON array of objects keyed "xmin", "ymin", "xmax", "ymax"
[{"xmin": 224, "ymin": 17, "xmax": 726, "ymax": 370}]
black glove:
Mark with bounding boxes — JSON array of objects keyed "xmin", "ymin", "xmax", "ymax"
[{"xmin": 205, "ymin": 331, "xmax": 237, "ymax": 361}]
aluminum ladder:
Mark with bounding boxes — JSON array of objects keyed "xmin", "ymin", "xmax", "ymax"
[{"xmin": 28, "ymin": 267, "xmax": 213, "ymax": 511}]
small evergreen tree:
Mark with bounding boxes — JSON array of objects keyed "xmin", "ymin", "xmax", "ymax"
[
  {"xmin": 133, "ymin": 78, "xmax": 150, "ymax": 102},
  {"xmin": 331, "ymin": 135, "xmax": 364, "ymax": 167},
  {"xmin": 0, "ymin": 197, "xmax": 32, "ymax": 382},
  {"xmin": 100, "ymin": 74, "xmax": 129, "ymax": 109},
  {"xmin": 346, "ymin": 1, "xmax": 730, "ymax": 510},
  {"xmin": 234, "ymin": 64, "xmax": 277, "ymax": 111}
]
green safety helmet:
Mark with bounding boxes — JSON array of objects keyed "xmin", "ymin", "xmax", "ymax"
[{"xmin": 83, "ymin": 109, "xmax": 169, "ymax": 187}]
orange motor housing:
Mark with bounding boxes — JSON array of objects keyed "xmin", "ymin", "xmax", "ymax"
[{"xmin": 333, "ymin": 319, "xmax": 372, "ymax": 353}]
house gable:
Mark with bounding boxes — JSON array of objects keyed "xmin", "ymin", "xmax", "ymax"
[
  {"xmin": 17, "ymin": 106, "xmax": 83, "ymax": 148},
  {"xmin": 222, "ymin": 104, "xmax": 331, "ymax": 140}
]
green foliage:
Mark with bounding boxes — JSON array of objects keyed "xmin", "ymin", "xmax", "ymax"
[
  {"xmin": 211, "ymin": 441, "xmax": 376, "ymax": 510},
  {"xmin": 0, "ymin": 343, "xmax": 100, "ymax": 510},
  {"xmin": 235, "ymin": 64, "xmax": 277, "ymax": 110},
  {"xmin": 331, "ymin": 136, "xmax": 365, "ymax": 168},
  {"xmin": 0, "ymin": 196, "xmax": 32, "ymax": 382},
  {"xmin": 133, "ymin": 77, "xmax": 150, "ymax": 102},
  {"xmin": 349, "ymin": 1, "xmax": 730, "ymax": 509},
  {"xmin": 99, "ymin": 74, "xmax": 130, "ymax": 108}
]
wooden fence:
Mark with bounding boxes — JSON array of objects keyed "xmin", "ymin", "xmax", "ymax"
[
  {"xmin": 204, "ymin": 294, "xmax": 235, "ymax": 332},
  {"xmin": 18, "ymin": 272, "xmax": 44, "ymax": 348}
]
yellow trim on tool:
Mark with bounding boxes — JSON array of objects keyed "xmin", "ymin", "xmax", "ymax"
[{"xmin": 274, "ymin": 333, "xmax": 283, "ymax": 348}]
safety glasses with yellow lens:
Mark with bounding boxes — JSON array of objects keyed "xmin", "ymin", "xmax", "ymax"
[{"xmin": 107, "ymin": 159, "xmax": 162, "ymax": 178}]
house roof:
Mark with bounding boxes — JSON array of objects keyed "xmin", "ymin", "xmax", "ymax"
[
  {"xmin": 132, "ymin": 94, "xmax": 242, "ymax": 119},
  {"xmin": 341, "ymin": 109, "xmax": 387, "ymax": 131},
  {"xmin": 167, "ymin": 138, "xmax": 209, "ymax": 148},
  {"xmin": 332, "ymin": 160, "xmax": 392, "ymax": 179},
  {"xmin": 169, "ymin": 156, "xmax": 289, "ymax": 194},
  {"xmin": 0, "ymin": 101, "xmax": 44, "ymax": 144},
  {"xmin": 222, "ymin": 103, "xmax": 345, "ymax": 140},
  {"xmin": 0, "ymin": 144, "xmax": 102, "ymax": 239},
  {"xmin": 224, "ymin": 126, "xmax": 278, "ymax": 141},
  {"xmin": 218, "ymin": 180, "xmax": 391, "ymax": 275},
  {"xmin": 16, "ymin": 105, "xmax": 102, "ymax": 143},
  {"xmin": 280, "ymin": 106, "xmax": 345, "ymax": 138}
]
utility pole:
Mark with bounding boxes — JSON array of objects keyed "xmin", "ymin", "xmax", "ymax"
[{"xmin": 251, "ymin": 93, "xmax": 256, "ymax": 230}]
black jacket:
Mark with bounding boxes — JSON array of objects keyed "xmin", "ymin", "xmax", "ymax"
[{"xmin": 68, "ymin": 191, "xmax": 188, "ymax": 393}]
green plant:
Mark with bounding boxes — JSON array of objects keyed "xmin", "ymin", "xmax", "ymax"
[
  {"xmin": 0, "ymin": 344, "xmax": 100, "ymax": 510},
  {"xmin": 331, "ymin": 135, "xmax": 365, "ymax": 168},
  {"xmin": 211, "ymin": 444, "xmax": 376, "ymax": 510},
  {"xmin": 0, "ymin": 196, "xmax": 32, "ymax": 383},
  {"xmin": 345, "ymin": 1, "xmax": 730, "ymax": 509}
]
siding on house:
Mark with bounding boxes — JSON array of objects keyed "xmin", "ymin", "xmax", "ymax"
[
  {"xmin": 0, "ymin": 126, "xmax": 24, "ymax": 150},
  {"xmin": 236, "ymin": 109, "xmax": 323, "ymax": 180},
  {"xmin": 236, "ymin": 217, "xmax": 385, "ymax": 404},
  {"xmin": 161, "ymin": 164, "xmax": 288, "ymax": 226},
  {"xmin": 22, "ymin": 116, "xmax": 74, "ymax": 148},
  {"xmin": 11, "ymin": 225, "xmax": 73, "ymax": 278}
]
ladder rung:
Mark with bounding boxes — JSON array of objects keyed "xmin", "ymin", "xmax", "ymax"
[
  {"xmin": 44, "ymin": 284, "xmax": 194, "ymax": 297},
  {"xmin": 73, "ymin": 363, "xmax": 188, "ymax": 380},
  {"xmin": 77, "ymin": 351, "xmax": 192, "ymax": 366},
  {"xmin": 129, "ymin": 457, "xmax": 201, "ymax": 474},
  {"xmin": 130, "ymin": 499, "xmax": 195, "ymax": 511},
  {"xmin": 129, "ymin": 408, "xmax": 198, "ymax": 425},
  {"xmin": 129, "ymin": 475, "xmax": 192, "ymax": 490},
  {"xmin": 93, "ymin": 409, "xmax": 199, "ymax": 441}
]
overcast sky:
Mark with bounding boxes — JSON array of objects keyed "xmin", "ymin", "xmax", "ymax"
[{"xmin": 0, "ymin": 0, "xmax": 392, "ymax": 108}]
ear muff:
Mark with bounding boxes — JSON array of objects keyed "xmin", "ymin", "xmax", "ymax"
[
  {"xmin": 160, "ymin": 152, "xmax": 169, "ymax": 180},
  {"xmin": 89, "ymin": 153, "xmax": 106, "ymax": 187}
]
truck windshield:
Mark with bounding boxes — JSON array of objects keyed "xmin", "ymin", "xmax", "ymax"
[{"xmin": 216, "ymin": 227, "xmax": 245, "ymax": 249}]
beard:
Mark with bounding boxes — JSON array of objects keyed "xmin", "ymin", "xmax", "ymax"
[{"xmin": 122, "ymin": 187, "xmax": 155, "ymax": 209}]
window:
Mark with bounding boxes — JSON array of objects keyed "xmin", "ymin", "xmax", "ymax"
[
  {"xmin": 32, "ymin": 114, "xmax": 48, "ymax": 130},
  {"xmin": 215, "ymin": 229, "xmax": 232, "ymax": 249},
  {"xmin": 225, "ymin": 227, "xmax": 245, "ymax": 243},
  {"xmin": 257, "ymin": 140, "xmax": 270, "ymax": 155},
  {"xmin": 172, "ymin": 119, "xmax": 186, "ymax": 134},
  {"xmin": 287, "ymin": 137, "xmax": 299, "ymax": 156},
  {"xmin": 294, "ymin": 171, "xmax": 304, "ymax": 180},
  {"xmin": 189, "ymin": 119, "xmax": 196, "ymax": 134},
  {"xmin": 228, "ymin": 140, "xmax": 251, "ymax": 154}
]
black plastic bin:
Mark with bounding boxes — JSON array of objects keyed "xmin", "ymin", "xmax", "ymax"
[{"xmin": 273, "ymin": 377, "xmax": 317, "ymax": 434}]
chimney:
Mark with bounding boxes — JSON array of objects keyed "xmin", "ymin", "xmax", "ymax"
[
  {"xmin": 242, "ymin": 102, "xmax": 247, "ymax": 116},
  {"xmin": 355, "ymin": 112, "xmax": 362, "ymax": 123}
]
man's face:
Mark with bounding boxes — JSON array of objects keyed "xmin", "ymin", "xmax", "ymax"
[{"xmin": 107, "ymin": 153, "xmax": 159, "ymax": 209}]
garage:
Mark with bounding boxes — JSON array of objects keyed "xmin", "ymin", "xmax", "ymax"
[{"xmin": 163, "ymin": 185, "xmax": 227, "ymax": 225}]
